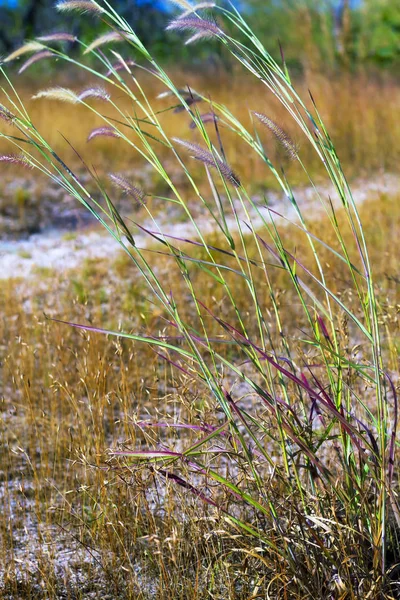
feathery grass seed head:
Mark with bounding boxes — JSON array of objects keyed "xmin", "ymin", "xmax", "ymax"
[
  {"xmin": 18, "ymin": 51, "xmax": 55, "ymax": 74},
  {"xmin": 0, "ymin": 154, "xmax": 33, "ymax": 168},
  {"xmin": 173, "ymin": 137, "xmax": 240, "ymax": 187},
  {"xmin": 37, "ymin": 33, "xmax": 76, "ymax": 42},
  {"xmin": 4, "ymin": 41, "xmax": 44, "ymax": 63},
  {"xmin": 55, "ymin": 0, "xmax": 105, "ymax": 15},
  {"xmin": 32, "ymin": 87, "xmax": 79, "ymax": 103},
  {"xmin": 166, "ymin": 17, "xmax": 222, "ymax": 41},
  {"xmin": 253, "ymin": 111, "xmax": 298, "ymax": 160},
  {"xmin": 84, "ymin": 31, "xmax": 128, "ymax": 55},
  {"xmin": 108, "ymin": 173, "xmax": 146, "ymax": 204},
  {"xmin": 78, "ymin": 86, "xmax": 111, "ymax": 102},
  {"xmin": 87, "ymin": 126, "xmax": 120, "ymax": 142},
  {"xmin": 0, "ymin": 104, "xmax": 15, "ymax": 124}
]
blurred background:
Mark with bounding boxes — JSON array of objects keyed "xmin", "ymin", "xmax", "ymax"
[
  {"xmin": 0, "ymin": 0, "xmax": 399, "ymax": 237},
  {"xmin": 0, "ymin": 0, "xmax": 399, "ymax": 73}
]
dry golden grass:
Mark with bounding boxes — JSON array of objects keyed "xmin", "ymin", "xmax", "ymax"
[
  {"xmin": 1, "ymin": 188, "xmax": 400, "ymax": 598},
  {"xmin": 2, "ymin": 68, "xmax": 400, "ymax": 188}
]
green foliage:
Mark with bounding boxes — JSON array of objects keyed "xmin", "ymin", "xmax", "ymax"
[
  {"xmin": 0, "ymin": 0, "xmax": 400, "ymax": 70},
  {"xmin": 359, "ymin": 0, "xmax": 400, "ymax": 63}
]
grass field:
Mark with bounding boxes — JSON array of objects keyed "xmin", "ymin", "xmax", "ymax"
[
  {"xmin": 1, "ymin": 2, "xmax": 400, "ymax": 598},
  {"xmin": 2, "ymin": 68, "xmax": 400, "ymax": 182},
  {"xmin": 1, "ymin": 187, "xmax": 400, "ymax": 598}
]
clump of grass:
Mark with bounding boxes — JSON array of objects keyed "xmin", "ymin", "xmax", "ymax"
[{"xmin": 0, "ymin": 0, "xmax": 399, "ymax": 597}]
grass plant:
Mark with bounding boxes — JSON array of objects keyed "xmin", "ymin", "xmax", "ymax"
[{"xmin": 0, "ymin": 0, "xmax": 399, "ymax": 598}]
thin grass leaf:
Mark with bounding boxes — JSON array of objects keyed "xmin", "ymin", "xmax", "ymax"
[
  {"xmin": 167, "ymin": 0, "xmax": 194, "ymax": 11},
  {"xmin": 179, "ymin": 2, "xmax": 216, "ymax": 18},
  {"xmin": 105, "ymin": 59, "xmax": 136, "ymax": 76}
]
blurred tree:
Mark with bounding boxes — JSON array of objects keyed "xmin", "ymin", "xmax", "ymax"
[
  {"xmin": 0, "ymin": 0, "xmax": 167, "ymax": 54},
  {"xmin": 358, "ymin": 0, "xmax": 400, "ymax": 64},
  {"xmin": 242, "ymin": 0, "xmax": 338, "ymax": 72},
  {"xmin": 0, "ymin": 0, "xmax": 399, "ymax": 71}
]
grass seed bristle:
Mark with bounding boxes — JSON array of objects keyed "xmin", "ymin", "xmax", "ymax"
[
  {"xmin": 87, "ymin": 126, "xmax": 121, "ymax": 142},
  {"xmin": 32, "ymin": 87, "xmax": 79, "ymax": 103},
  {"xmin": 108, "ymin": 173, "xmax": 146, "ymax": 204},
  {"xmin": 0, "ymin": 103, "xmax": 15, "ymax": 124},
  {"xmin": 166, "ymin": 17, "xmax": 222, "ymax": 38},
  {"xmin": 184, "ymin": 31, "xmax": 215, "ymax": 45},
  {"xmin": 78, "ymin": 86, "xmax": 111, "ymax": 102},
  {"xmin": 84, "ymin": 31, "xmax": 127, "ymax": 55},
  {"xmin": 37, "ymin": 33, "xmax": 76, "ymax": 42},
  {"xmin": 55, "ymin": 0, "xmax": 105, "ymax": 15},
  {"xmin": 18, "ymin": 51, "xmax": 55, "ymax": 74},
  {"xmin": 173, "ymin": 137, "xmax": 240, "ymax": 186},
  {"xmin": 0, "ymin": 154, "xmax": 33, "ymax": 168},
  {"xmin": 4, "ymin": 41, "xmax": 44, "ymax": 63},
  {"xmin": 253, "ymin": 111, "xmax": 299, "ymax": 160}
]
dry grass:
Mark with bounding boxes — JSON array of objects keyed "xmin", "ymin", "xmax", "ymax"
[
  {"xmin": 1, "ymin": 188, "xmax": 400, "ymax": 599},
  {"xmin": 1, "ymin": 69, "xmax": 400, "ymax": 188}
]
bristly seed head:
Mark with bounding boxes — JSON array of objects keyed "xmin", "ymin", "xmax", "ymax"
[
  {"xmin": 78, "ymin": 86, "xmax": 111, "ymax": 102},
  {"xmin": 253, "ymin": 112, "xmax": 298, "ymax": 160},
  {"xmin": 55, "ymin": 1, "xmax": 105, "ymax": 15},
  {"xmin": 37, "ymin": 33, "xmax": 76, "ymax": 42},
  {"xmin": 0, "ymin": 154, "xmax": 33, "ymax": 168},
  {"xmin": 84, "ymin": 31, "xmax": 129, "ymax": 55},
  {"xmin": 4, "ymin": 41, "xmax": 44, "ymax": 63},
  {"xmin": 87, "ymin": 126, "xmax": 121, "ymax": 142},
  {"xmin": 166, "ymin": 17, "xmax": 222, "ymax": 41},
  {"xmin": 18, "ymin": 51, "xmax": 55, "ymax": 74},
  {"xmin": 0, "ymin": 103, "xmax": 15, "ymax": 124},
  {"xmin": 32, "ymin": 87, "xmax": 79, "ymax": 103},
  {"xmin": 173, "ymin": 138, "xmax": 240, "ymax": 187},
  {"xmin": 108, "ymin": 173, "xmax": 146, "ymax": 205}
]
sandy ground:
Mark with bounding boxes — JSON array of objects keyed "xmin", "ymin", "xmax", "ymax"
[{"xmin": 0, "ymin": 172, "xmax": 399, "ymax": 280}]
